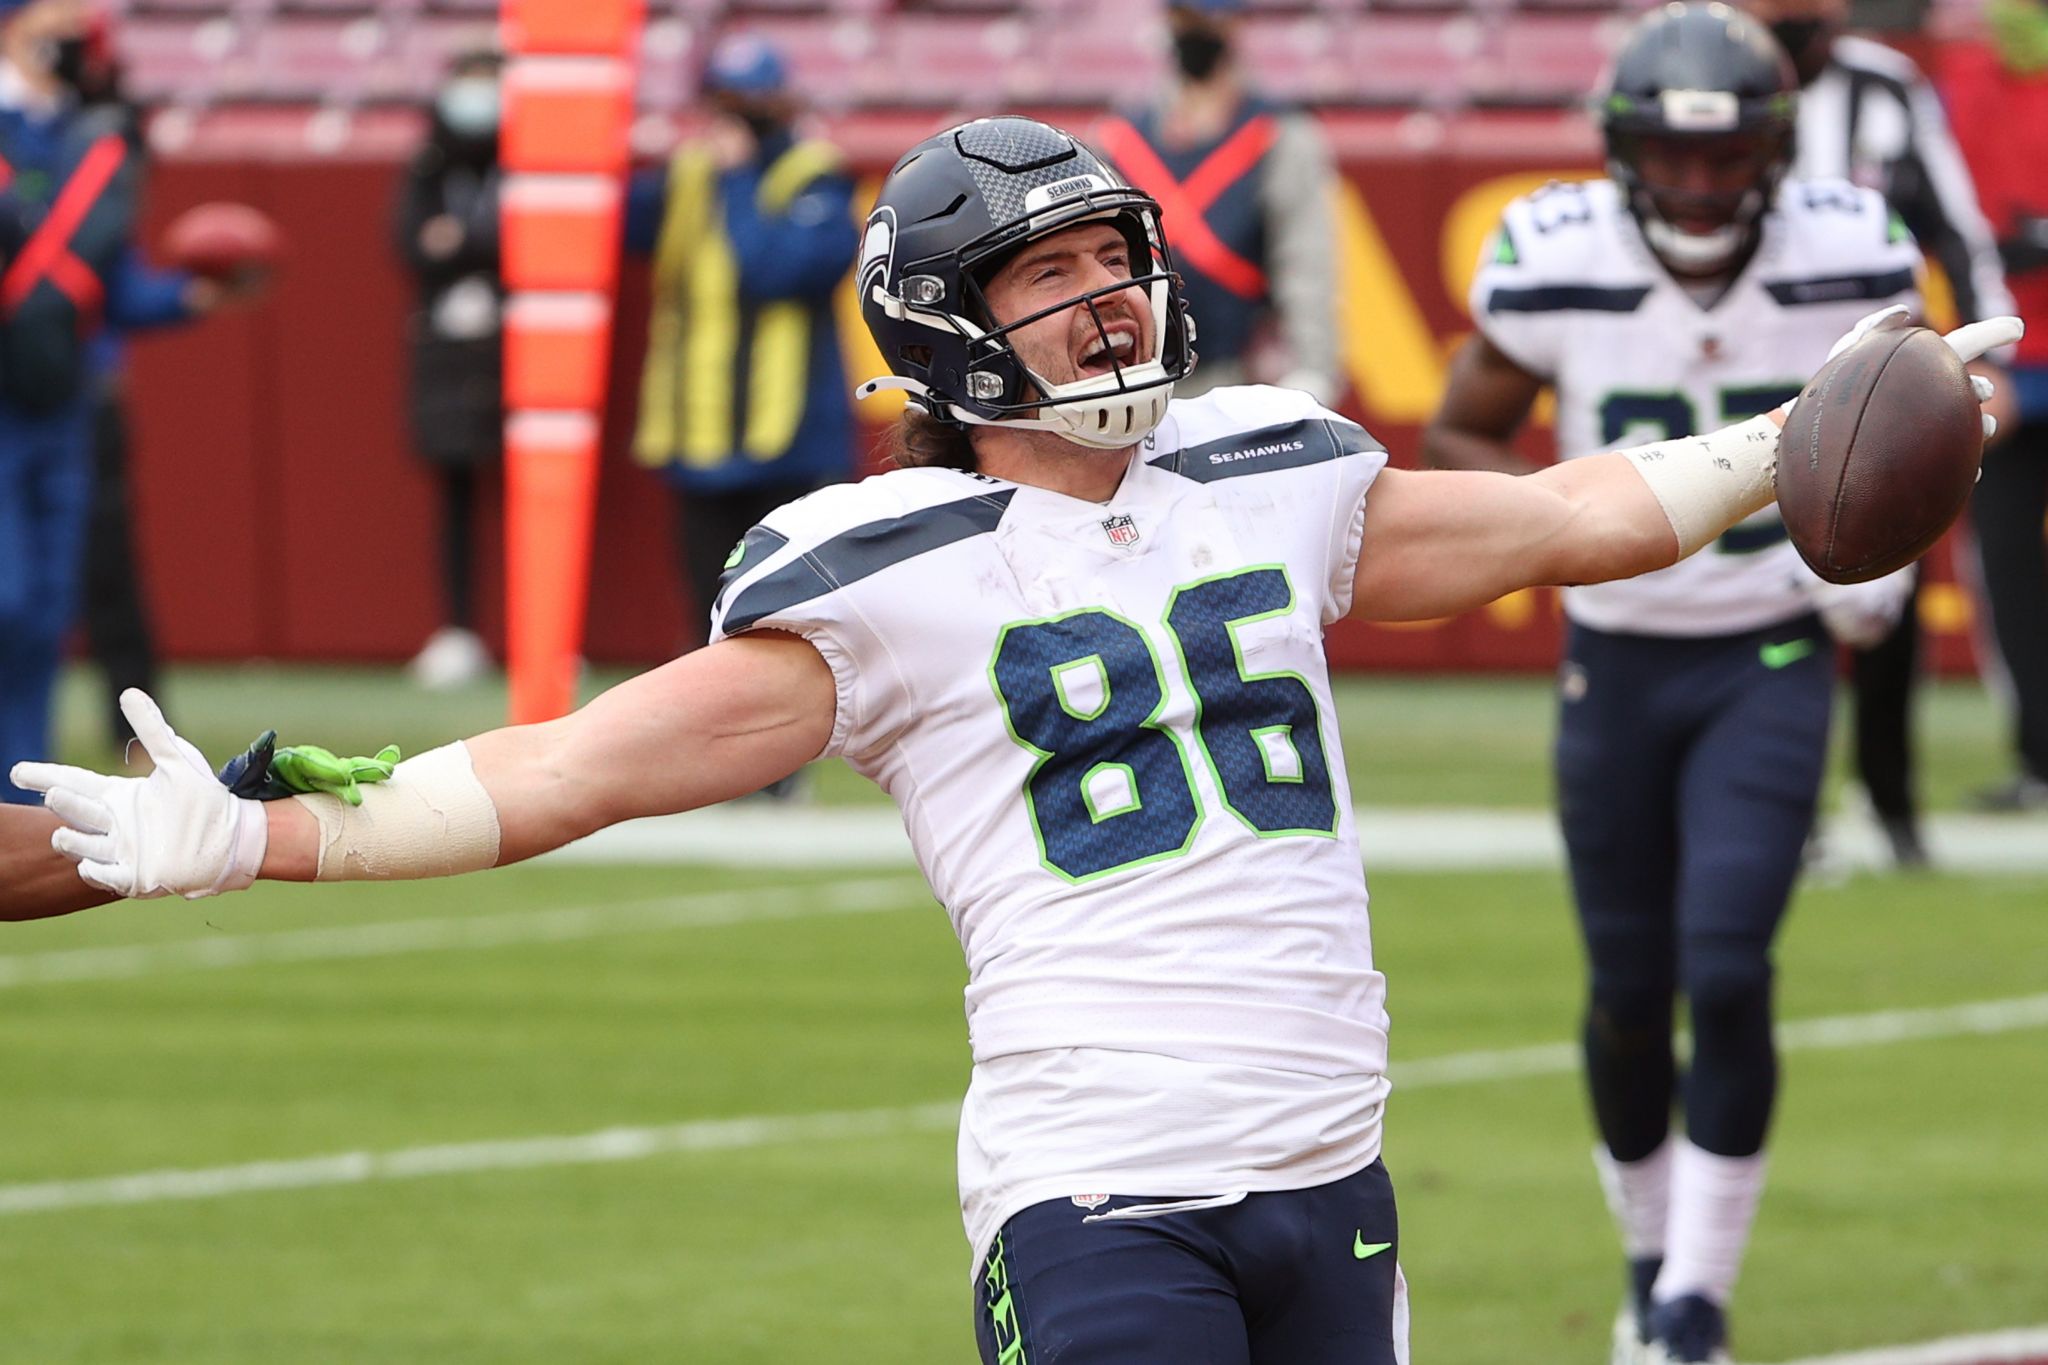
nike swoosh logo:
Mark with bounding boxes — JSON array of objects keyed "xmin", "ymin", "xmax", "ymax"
[
  {"xmin": 1760, "ymin": 638, "xmax": 1818, "ymax": 670},
  {"xmin": 1353, "ymin": 1233, "xmax": 1392, "ymax": 1260}
]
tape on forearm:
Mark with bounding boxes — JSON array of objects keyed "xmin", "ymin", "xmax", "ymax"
[
  {"xmin": 295, "ymin": 741, "xmax": 501, "ymax": 881},
  {"xmin": 1621, "ymin": 414, "xmax": 1782, "ymax": 559}
]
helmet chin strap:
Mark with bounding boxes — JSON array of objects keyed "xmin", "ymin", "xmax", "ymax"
[{"xmin": 857, "ymin": 369, "xmax": 1176, "ymax": 452}]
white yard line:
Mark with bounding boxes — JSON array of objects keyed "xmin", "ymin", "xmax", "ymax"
[
  {"xmin": 7, "ymin": 807, "xmax": 2038, "ymax": 991},
  {"xmin": 1391, "ymin": 993, "xmax": 2048, "ymax": 1088},
  {"xmin": 0, "ymin": 874, "xmax": 928, "ymax": 989},
  {"xmin": 1769, "ymin": 1326, "xmax": 2048, "ymax": 1365},
  {"xmin": 0, "ymin": 1103, "xmax": 962, "ymax": 1216},
  {"xmin": 4, "ymin": 992, "xmax": 2045, "ymax": 1218},
  {"xmin": 543, "ymin": 805, "xmax": 2048, "ymax": 874}
]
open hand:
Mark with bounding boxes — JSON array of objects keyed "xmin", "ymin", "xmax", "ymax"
[{"xmin": 9, "ymin": 690, "xmax": 268, "ymax": 900}]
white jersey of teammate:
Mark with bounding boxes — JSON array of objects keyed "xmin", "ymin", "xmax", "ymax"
[
  {"xmin": 711, "ymin": 386, "xmax": 1392, "ymax": 1273},
  {"xmin": 1472, "ymin": 176, "xmax": 1923, "ymax": 636}
]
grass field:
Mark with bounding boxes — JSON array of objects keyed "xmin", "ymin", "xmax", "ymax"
[{"xmin": 4, "ymin": 665, "xmax": 2045, "ymax": 1363}]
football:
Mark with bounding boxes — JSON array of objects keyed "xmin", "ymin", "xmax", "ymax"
[
  {"xmin": 160, "ymin": 202, "xmax": 283, "ymax": 280},
  {"xmin": 1775, "ymin": 318, "xmax": 1984, "ymax": 585}
]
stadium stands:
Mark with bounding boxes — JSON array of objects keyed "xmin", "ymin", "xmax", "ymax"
[{"xmin": 110, "ymin": 0, "xmax": 1670, "ymax": 116}]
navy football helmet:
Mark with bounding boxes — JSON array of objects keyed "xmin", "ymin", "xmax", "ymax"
[
  {"xmin": 855, "ymin": 117, "xmax": 1196, "ymax": 449},
  {"xmin": 1599, "ymin": 3, "xmax": 1798, "ymax": 275}
]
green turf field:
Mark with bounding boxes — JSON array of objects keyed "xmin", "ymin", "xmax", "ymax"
[{"xmin": 6, "ymin": 666, "xmax": 2044, "ymax": 1363}]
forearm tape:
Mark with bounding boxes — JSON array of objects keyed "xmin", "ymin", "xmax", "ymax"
[
  {"xmin": 1621, "ymin": 414, "xmax": 1781, "ymax": 559},
  {"xmin": 294, "ymin": 742, "xmax": 502, "ymax": 881}
]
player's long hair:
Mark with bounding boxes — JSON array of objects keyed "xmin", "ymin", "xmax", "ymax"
[{"xmin": 886, "ymin": 410, "xmax": 978, "ymax": 472}]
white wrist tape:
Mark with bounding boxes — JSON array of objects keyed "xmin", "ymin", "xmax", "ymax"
[
  {"xmin": 295, "ymin": 741, "xmax": 502, "ymax": 881},
  {"xmin": 1621, "ymin": 413, "xmax": 1782, "ymax": 558}
]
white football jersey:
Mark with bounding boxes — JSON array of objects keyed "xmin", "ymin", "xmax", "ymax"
[
  {"xmin": 1472, "ymin": 177, "xmax": 1923, "ymax": 636},
  {"xmin": 711, "ymin": 386, "xmax": 1393, "ymax": 1273}
]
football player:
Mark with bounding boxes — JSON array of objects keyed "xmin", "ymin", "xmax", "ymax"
[
  {"xmin": 17, "ymin": 116, "xmax": 2016, "ymax": 1364},
  {"xmin": 1423, "ymin": 7, "xmax": 1929, "ymax": 1362}
]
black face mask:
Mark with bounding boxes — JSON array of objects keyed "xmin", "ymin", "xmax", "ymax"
[
  {"xmin": 51, "ymin": 37, "xmax": 89, "ymax": 92},
  {"xmin": 1174, "ymin": 28, "xmax": 1228, "ymax": 82},
  {"xmin": 738, "ymin": 109, "xmax": 787, "ymax": 144},
  {"xmin": 1770, "ymin": 19, "xmax": 1837, "ymax": 85}
]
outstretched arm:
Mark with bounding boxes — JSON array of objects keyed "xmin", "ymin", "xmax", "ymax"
[
  {"xmin": 1352, "ymin": 310, "xmax": 2023, "ymax": 623},
  {"xmin": 262, "ymin": 631, "xmax": 836, "ymax": 878},
  {"xmin": 13, "ymin": 632, "xmax": 838, "ymax": 899},
  {"xmin": 1350, "ymin": 449, "xmax": 1690, "ymax": 622}
]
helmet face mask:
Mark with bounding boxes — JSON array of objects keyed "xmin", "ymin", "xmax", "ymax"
[
  {"xmin": 1598, "ymin": 4, "xmax": 1799, "ymax": 277},
  {"xmin": 1609, "ymin": 124, "xmax": 1796, "ymax": 273},
  {"xmin": 858, "ymin": 118, "xmax": 1197, "ymax": 451}
]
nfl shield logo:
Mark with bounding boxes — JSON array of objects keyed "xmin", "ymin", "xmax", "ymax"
[
  {"xmin": 1101, "ymin": 514, "xmax": 1140, "ymax": 547},
  {"xmin": 1070, "ymin": 1194, "xmax": 1111, "ymax": 1210}
]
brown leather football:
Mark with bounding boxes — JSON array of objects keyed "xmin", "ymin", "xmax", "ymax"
[{"xmin": 1776, "ymin": 319, "xmax": 1984, "ymax": 584}]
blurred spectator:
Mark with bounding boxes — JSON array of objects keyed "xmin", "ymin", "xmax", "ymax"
[
  {"xmin": 1092, "ymin": 0, "xmax": 1339, "ymax": 402},
  {"xmin": 1943, "ymin": 1, "xmax": 2048, "ymax": 811},
  {"xmin": 0, "ymin": 0, "xmax": 232, "ymax": 797},
  {"xmin": 1739, "ymin": 0, "xmax": 2018, "ymax": 865},
  {"xmin": 395, "ymin": 47, "xmax": 503, "ymax": 691},
  {"xmin": 626, "ymin": 32, "xmax": 857, "ymax": 649},
  {"xmin": 65, "ymin": 6, "xmax": 241, "ymax": 748}
]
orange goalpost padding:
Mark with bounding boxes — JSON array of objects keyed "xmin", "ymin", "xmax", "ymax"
[
  {"xmin": 505, "ymin": 412, "xmax": 603, "ymax": 725},
  {"xmin": 500, "ymin": 0, "xmax": 644, "ymax": 725},
  {"xmin": 501, "ymin": 176, "xmax": 624, "ymax": 294},
  {"xmin": 504, "ymin": 0, "xmax": 643, "ymax": 57}
]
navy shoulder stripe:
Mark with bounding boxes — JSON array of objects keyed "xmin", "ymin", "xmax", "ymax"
[
  {"xmin": 1484, "ymin": 284, "xmax": 1651, "ymax": 314},
  {"xmin": 1764, "ymin": 268, "xmax": 1916, "ymax": 307},
  {"xmin": 1151, "ymin": 416, "xmax": 1385, "ymax": 484},
  {"xmin": 721, "ymin": 489, "xmax": 1015, "ymax": 634}
]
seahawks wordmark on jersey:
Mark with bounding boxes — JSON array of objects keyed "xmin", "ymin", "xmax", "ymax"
[
  {"xmin": 713, "ymin": 386, "xmax": 1393, "ymax": 1273},
  {"xmin": 1473, "ymin": 176, "xmax": 1923, "ymax": 636}
]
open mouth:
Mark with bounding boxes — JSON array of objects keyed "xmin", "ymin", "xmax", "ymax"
[{"xmin": 1076, "ymin": 323, "xmax": 1142, "ymax": 379}]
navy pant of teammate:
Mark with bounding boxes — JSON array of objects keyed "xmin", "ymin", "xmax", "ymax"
[
  {"xmin": 0, "ymin": 400, "xmax": 94, "ymax": 801},
  {"xmin": 1556, "ymin": 616, "xmax": 1832, "ymax": 1162},
  {"xmin": 975, "ymin": 1161, "xmax": 1402, "ymax": 1365}
]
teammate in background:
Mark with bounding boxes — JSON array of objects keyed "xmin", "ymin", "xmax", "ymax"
[
  {"xmin": 1092, "ymin": 0, "xmax": 1340, "ymax": 402},
  {"xmin": 1941, "ymin": 4, "xmax": 2048, "ymax": 811},
  {"xmin": 626, "ymin": 32, "xmax": 857, "ymax": 655},
  {"xmin": 1423, "ymin": 10, "xmax": 1920, "ymax": 1362},
  {"xmin": 15, "ymin": 117, "xmax": 2016, "ymax": 1365},
  {"xmin": 1738, "ymin": 0, "xmax": 2019, "ymax": 865},
  {"xmin": 396, "ymin": 46, "xmax": 505, "ymax": 691}
]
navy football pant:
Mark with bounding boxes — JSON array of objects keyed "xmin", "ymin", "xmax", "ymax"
[
  {"xmin": 0, "ymin": 401, "xmax": 94, "ymax": 801},
  {"xmin": 975, "ymin": 1160, "xmax": 1404, "ymax": 1365},
  {"xmin": 1556, "ymin": 617, "xmax": 1832, "ymax": 1161}
]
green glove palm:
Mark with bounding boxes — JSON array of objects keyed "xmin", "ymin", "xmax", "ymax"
[
  {"xmin": 268, "ymin": 744, "xmax": 402, "ymax": 807},
  {"xmin": 216, "ymin": 731, "xmax": 401, "ymax": 806}
]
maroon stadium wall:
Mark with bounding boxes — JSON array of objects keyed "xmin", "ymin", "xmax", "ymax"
[{"xmin": 122, "ymin": 111, "xmax": 1982, "ymax": 672}]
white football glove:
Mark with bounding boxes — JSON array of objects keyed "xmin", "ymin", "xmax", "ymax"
[
  {"xmin": 9, "ymin": 689, "xmax": 268, "ymax": 900},
  {"xmin": 1816, "ymin": 306, "xmax": 2024, "ymax": 440},
  {"xmin": 1799, "ymin": 565, "xmax": 1916, "ymax": 650}
]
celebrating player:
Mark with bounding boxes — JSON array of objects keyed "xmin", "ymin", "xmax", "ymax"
[
  {"xmin": 1424, "ymin": 8, "xmax": 1940, "ymax": 1362},
  {"xmin": 14, "ymin": 115, "xmax": 2017, "ymax": 1365}
]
